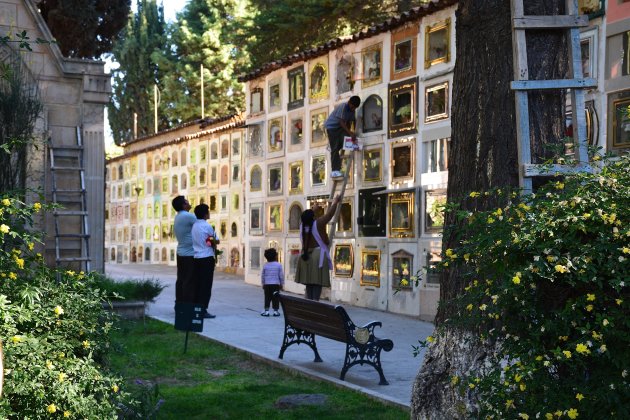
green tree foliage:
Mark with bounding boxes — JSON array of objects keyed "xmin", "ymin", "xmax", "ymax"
[
  {"xmin": 108, "ymin": 0, "xmax": 168, "ymax": 145},
  {"xmin": 435, "ymin": 155, "xmax": 630, "ymax": 418},
  {"xmin": 36, "ymin": 0, "xmax": 131, "ymax": 58},
  {"xmin": 241, "ymin": 0, "xmax": 421, "ymax": 69},
  {"xmin": 155, "ymin": 0, "xmax": 249, "ymax": 124}
]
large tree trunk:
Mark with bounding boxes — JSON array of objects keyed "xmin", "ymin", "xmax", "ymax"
[{"xmin": 411, "ymin": 1, "xmax": 567, "ymax": 418}]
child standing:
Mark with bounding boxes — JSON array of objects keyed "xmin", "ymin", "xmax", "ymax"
[{"xmin": 261, "ymin": 248, "xmax": 284, "ymax": 317}]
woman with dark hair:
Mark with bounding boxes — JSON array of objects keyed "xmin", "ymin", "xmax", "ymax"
[{"xmin": 295, "ymin": 195, "xmax": 341, "ymax": 300}]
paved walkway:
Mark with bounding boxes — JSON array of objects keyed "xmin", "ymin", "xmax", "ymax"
[{"xmin": 105, "ymin": 263, "xmax": 435, "ymax": 409}]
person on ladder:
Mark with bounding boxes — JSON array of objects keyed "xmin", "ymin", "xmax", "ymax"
[{"xmin": 325, "ymin": 96, "xmax": 361, "ymax": 180}]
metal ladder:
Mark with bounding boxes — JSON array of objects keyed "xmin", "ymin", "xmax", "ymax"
[
  {"xmin": 49, "ymin": 126, "xmax": 91, "ymax": 272},
  {"xmin": 327, "ymin": 149, "xmax": 356, "ymax": 251},
  {"xmin": 511, "ymin": 0, "xmax": 596, "ymax": 194}
]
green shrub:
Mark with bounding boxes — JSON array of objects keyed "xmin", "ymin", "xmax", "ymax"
[
  {"xmin": 430, "ymin": 155, "xmax": 629, "ymax": 418},
  {"xmin": 0, "ymin": 195, "xmax": 124, "ymax": 418},
  {"xmin": 94, "ymin": 275, "xmax": 165, "ymax": 302}
]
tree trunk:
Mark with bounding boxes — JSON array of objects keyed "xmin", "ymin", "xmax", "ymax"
[{"xmin": 411, "ymin": 0, "xmax": 567, "ymax": 418}]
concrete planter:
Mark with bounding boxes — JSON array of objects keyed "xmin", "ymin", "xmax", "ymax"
[{"xmin": 103, "ymin": 301, "xmax": 146, "ymax": 319}]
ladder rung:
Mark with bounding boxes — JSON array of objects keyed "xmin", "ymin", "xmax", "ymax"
[
  {"xmin": 53, "ymin": 210, "xmax": 88, "ymax": 216},
  {"xmin": 511, "ymin": 78, "xmax": 596, "ymax": 90},
  {"xmin": 56, "ymin": 257, "xmax": 91, "ymax": 262},
  {"xmin": 53, "ymin": 189, "xmax": 86, "ymax": 194},
  {"xmin": 523, "ymin": 163, "xmax": 594, "ymax": 177},
  {"xmin": 51, "ymin": 166, "xmax": 84, "ymax": 171},
  {"xmin": 513, "ymin": 15, "xmax": 588, "ymax": 29},
  {"xmin": 50, "ymin": 145, "xmax": 83, "ymax": 150},
  {"xmin": 57, "ymin": 234, "xmax": 90, "ymax": 238}
]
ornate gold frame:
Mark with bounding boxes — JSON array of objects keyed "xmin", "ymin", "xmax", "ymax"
[
  {"xmin": 310, "ymin": 107, "xmax": 328, "ymax": 146},
  {"xmin": 268, "ymin": 202, "xmax": 283, "ymax": 232},
  {"xmin": 392, "ymin": 250, "xmax": 413, "ymax": 290},
  {"xmin": 361, "ymin": 42, "xmax": 382, "ymax": 88},
  {"xmin": 612, "ymin": 97, "xmax": 630, "ymax": 149},
  {"xmin": 268, "ymin": 164, "xmax": 283, "ymax": 195},
  {"xmin": 309, "ymin": 61, "xmax": 329, "ymax": 102},
  {"xmin": 289, "ymin": 161, "xmax": 303, "ymax": 195},
  {"xmin": 311, "ymin": 155, "xmax": 327, "ymax": 186},
  {"xmin": 424, "ymin": 18, "xmax": 451, "ymax": 69},
  {"xmin": 391, "ymin": 140, "xmax": 415, "ymax": 182},
  {"xmin": 388, "ymin": 78, "xmax": 418, "ymax": 138},
  {"xmin": 334, "ymin": 244, "xmax": 354, "ymax": 278},
  {"xmin": 363, "ymin": 146, "xmax": 383, "ymax": 182},
  {"xmin": 360, "ymin": 249, "xmax": 381, "ymax": 287},
  {"xmin": 268, "ymin": 117, "xmax": 284, "ymax": 153},
  {"xmin": 425, "ymin": 81, "xmax": 449, "ymax": 123},
  {"xmin": 393, "ymin": 38, "xmax": 413, "ymax": 74},
  {"xmin": 389, "ymin": 191, "xmax": 415, "ymax": 238}
]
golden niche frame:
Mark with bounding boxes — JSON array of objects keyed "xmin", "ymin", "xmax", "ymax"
[
  {"xmin": 361, "ymin": 43, "xmax": 382, "ymax": 88},
  {"xmin": 392, "ymin": 250, "xmax": 413, "ymax": 290},
  {"xmin": 309, "ymin": 62, "xmax": 329, "ymax": 102},
  {"xmin": 267, "ymin": 202, "xmax": 283, "ymax": 232},
  {"xmin": 360, "ymin": 249, "xmax": 381, "ymax": 286},
  {"xmin": 612, "ymin": 97, "xmax": 630, "ymax": 149},
  {"xmin": 334, "ymin": 244, "xmax": 354, "ymax": 277},
  {"xmin": 389, "ymin": 191, "xmax": 415, "ymax": 238},
  {"xmin": 391, "ymin": 140, "xmax": 415, "ymax": 182},
  {"xmin": 289, "ymin": 161, "xmax": 303, "ymax": 195},
  {"xmin": 425, "ymin": 81, "xmax": 449, "ymax": 123},
  {"xmin": 310, "ymin": 107, "xmax": 328, "ymax": 146},
  {"xmin": 311, "ymin": 155, "xmax": 327, "ymax": 187},
  {"xmin": 363, "ymin": 146, "xmax": 383, "ymax": 182},
  {"xmin": 268, "ymin": 164, "xmax": 283, "ymax": 195},
  {"xmin": 424, "ymin": 18, "xmax": 451, "ymax": 69},
  {"xmin": 268, "ymin": 118, "xmax": 284, "ymax": 153},
  {"xmin": 388, "ymin": 78, "xmax": 418, "ymax": 138}
]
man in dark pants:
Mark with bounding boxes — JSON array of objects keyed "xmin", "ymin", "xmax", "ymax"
[
  {"xmin": 191, "ymin": 204, "xmax": 220, "ymax": 318},
  {"xmin": 325, "ymin": 95, "xmax": 361, "ymax": 179},
  {"xmin": 172, "ymin": 196, "xmax": 196, "ymax": 305}
]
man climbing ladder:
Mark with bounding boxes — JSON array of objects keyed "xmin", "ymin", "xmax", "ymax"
[{"xmin": 325, "ymin": 96, "xmax": 361, "ymax": 179}]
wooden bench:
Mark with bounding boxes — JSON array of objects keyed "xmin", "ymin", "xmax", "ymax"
[{"xmin": 276, "ymin": 293, "xmax": 394, "ymax": 385}]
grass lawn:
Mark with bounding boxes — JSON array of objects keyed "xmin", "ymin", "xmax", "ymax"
[{"xmin": 109, "ymin": 318, "xmax": 409, "ymax": 419}]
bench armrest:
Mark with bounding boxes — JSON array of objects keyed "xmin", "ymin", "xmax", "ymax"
[{"xmin": 360, "ymin": 321, "xmax": 382, "ymax": 334}]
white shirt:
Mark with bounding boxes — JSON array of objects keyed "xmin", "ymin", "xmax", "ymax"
[{"xmin": 191, "ymin": 219, "xmax": 218, "ymax": 259}]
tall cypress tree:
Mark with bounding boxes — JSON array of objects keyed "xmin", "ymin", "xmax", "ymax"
[
  {"xmin": 156, "ymin": 0, "xmax": 249, "ymax": 124},
  {"xmin": 108, "ymin": 0, "xmax": 168, "ymax": 145}
]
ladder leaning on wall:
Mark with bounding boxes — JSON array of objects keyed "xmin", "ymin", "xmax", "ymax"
[
  {"xmin": 510, "ymin": 0, "xmax": 596, "ymax": 195},
  {"xmin": 327, "ymin": 148, "xmax": 357, "ymax": 255},
  {"xmin": 48, "ymin": 126, "xmax": 91, "ymax": 272}
]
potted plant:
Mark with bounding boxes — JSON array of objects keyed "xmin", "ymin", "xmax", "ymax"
[{"xmin": 95, "ymin": 275, "xmax": 165, "ymax": 319}]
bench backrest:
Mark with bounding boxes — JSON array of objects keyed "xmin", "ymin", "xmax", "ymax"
[{"xmin": 278, "ymin": 294, "xmax": 349, "ymax": 343}]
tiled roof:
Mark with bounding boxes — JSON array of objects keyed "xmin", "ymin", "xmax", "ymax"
[
  {"xmin": 108, "ymin": 114, "xmax": 246, "ymax": 163},
  {"xmin": 237, "ymin": 0, "xmax": 457, "ymax": 82}
]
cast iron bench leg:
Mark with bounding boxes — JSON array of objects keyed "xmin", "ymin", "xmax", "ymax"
[{"xmin": 278, "ymin": 324, "xmax": 323, "ymax": 362}]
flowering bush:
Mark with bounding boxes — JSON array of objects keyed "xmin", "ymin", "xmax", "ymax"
[
  {"xmin": 0, "ymin": 195, "xmax": 124, "ymax": 418},
  {"xmin": 432, "ymin": 155, "xmax": 629, "ymax": 418}
]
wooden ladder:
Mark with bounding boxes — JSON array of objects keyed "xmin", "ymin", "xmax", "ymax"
[
  {"xmin": 49, "ymin": 126, "xmax": 91, "ymax": 272},
  {"xmin": 511, "ymin": 0, "xmax": 596, "ymax": 194},
  {"xmin": 327, "ymin": 149, "xmax": 356, "ymax": 253}
]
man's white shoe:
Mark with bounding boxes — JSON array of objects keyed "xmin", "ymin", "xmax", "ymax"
[{"xmin": 331, "ymin": 170, "xmax": 344, "ymax": 179}]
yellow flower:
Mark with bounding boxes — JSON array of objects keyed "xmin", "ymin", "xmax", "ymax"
[
  {"xmin": 11, "ymin": 335, "xmax": 22, "ymax": 344},
  {"xmin": 63, "ymin": 411, "xmax": 71, "ymax": 418},
  {"xmin": 463, "ymin": 253, "xmax": 470, "ymax": 262},
  {"xmin": 466, "ymin": 304, "xmax": 473, "ymax": 311},
  {"xmin": 575, "ymin": 343, "xmax": 590, "ymax": 355},
  {"xmin": 46, "ymin": 360, "xmax": 54, "ymax": 369},
  {"xmin": 622, "ymin": 247, "xmax": 630, "ymax": 254},
  {"xmin": 586, "ymin": 293, "xmax": 595, "ymax": 301},
  {"xmin": 563, "ymin": 350, "xmax": 572, "ymax": 358},
  {"xmin": 616, "ymin": 299, "xmax": 623, "ymax": 305},
  {"xmin": 54, "ymin": 306, "xmax": 64, "ymax": 316},
  {"xmin": 546, "ymin": 255, "xmax": 557, "ymax": 263},
  {"xmin": 112, "ymin": 384, "xmax": 119, "ymax": 393},
  {"xmin": 512, "ymin": 276, "xmax": 521, "ymax": 285},
  {"xmin": 567, "ymin": 408, "xmax": 579, "ymax": 419},
  {"xmin": 555, "ymin": 181, "xmax": 564, "ymax": 190},
  {"xmin": 599, "ymin": 344, "xmax": 607, "ymax": 353},
  {"xmin": 451, "ymin": 376, "xmax": 459, "ymax": 385},
  {"xmin": 554, "ymin": 411, "xmax": 563, "ymax": 417},
  {"xmin": 33, "ymin": 202, "xmax": 42, "ymax": 211},
  {"xmin": 66, "ymin": 270, "xmax": 76, "ymax": 276},
  {"xmin": 14, "ymin": 257, "xmax": 24, "ymax": 269},
  {"xmin": 602, "ymin": 319, "xmax": 609, "ymax": 326},
  {"xmin": 536, "ymin": 355, "xmax": 543, "ymax": 361},
  {"xmin": 559, "ymin": 335, "xmax": 569, "ymax": 341},
  {"xmin": 487, "ymin": 217, "xmax": 495, "ymax": 224},
  {"xmin": 469, "ymin": 191, "xmax": 480, "ymax": 198},
  {"xmin": 468, "ymin": 383, "xmax": 475, "ymax": 389},
  {"xmin": 514, "ymin": 373, "xmax": 522, "ymax": 382},
  {"xmin": 554, "ymin": 264, "xmax": 568, "ymax": 273},
  {"xmin": 576, "ymin": 393, "xmax": 584, "ymax": 401},
  {"xmin": 445, "ymin": 248, "xmax": 454, "ymax": 257},
  {"xmin": 400, "ymin": 279, "xmax": 409, "ymax": 286},
  {"xmin": 1, "ymin": 198, "xmax": 10, "ymax": 206},
  {"xmin": 27, "ymin": 242, "xmax": 34, "ymax": 251},
  {"xmin": 519, "ymin": 383, "xmax": 526, "ymax": 391},
  {"xmin": 82, "ymin": 340, "xmax": 90, "ymax": 349},
  {"xmin": 545, "ymin": 414, "xmax": 554, "ymax": 420},
  {"xmin": 592, "ymin": 331, "xmax": 602, "ymax": 340},
  {"xmin": 58, "ymin": 373, "xmax": 66, "ymax": 382},
  {"xmin": 505, "ymin": 399, "xmax": 515, "ymax": 409},
  {"xmin": 479, "ymin": 304, "xmax": 487, "ymax": 311},
  {"xmin": 426, "ymin": 336, "xmax": 435, "ymax": 343},
  {"xmin": 47, "ymin": 404, "xmax": 57, "ymax": 413},
  {"xmin": 0, "ymin": 224, "xmax": 10, "ymax": 233},
  {"xmin": 586, "ymin": 304, "xmax": 593, "ymax": 312},
  {"xmin": 518, "ymin": 413, "xmax": 529, "ymax": 420},
  {"xmin": 8, "ymin": 272, "xmax": 17, "ymax": 280}
]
